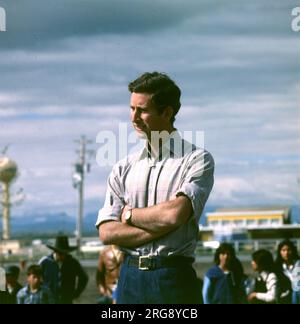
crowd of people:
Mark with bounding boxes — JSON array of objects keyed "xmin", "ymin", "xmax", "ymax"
[
  {"xmin": 1, "ymin": 237, "xmax": 300, "ymax": 304},
  {"xmin": 202, "ymin": 240, "xmax": 300, "ymax": 304},
  {"xmin": 0, "ymin": 235, "xmax": 124, "ymax": 305},
  {"xmin": 0, "ymin": 235, "xmax": 88, "ymax": 304}
]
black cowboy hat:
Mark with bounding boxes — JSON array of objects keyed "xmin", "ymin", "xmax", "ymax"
[
  {"xmin": 5, "ymin": 265, "xmax": 20, "ymax": 278},
  {"xmin": 47, "ymin": 235, "xmax": 77, "ymax": 254}
]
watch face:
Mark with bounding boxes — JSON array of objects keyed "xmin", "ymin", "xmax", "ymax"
[{"xmin": 126, "ymin": 210, "xmax": 131, "ymax": 221}]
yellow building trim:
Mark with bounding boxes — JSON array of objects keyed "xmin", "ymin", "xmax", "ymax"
[{"xmin": 207, "ymin": 215, "xmax": 283, "ymax": 222}]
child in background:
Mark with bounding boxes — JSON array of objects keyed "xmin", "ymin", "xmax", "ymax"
[
  {"xmin": 17, "ymin": 265, "xmax": 54, "ymax": 304},
  {"xmin": 4, "ymin": 265, "xmax": 22, "ymax": 304},
  {"xmin": 247, "ymin": 249, "xmax": 278, "ymax": 304}
]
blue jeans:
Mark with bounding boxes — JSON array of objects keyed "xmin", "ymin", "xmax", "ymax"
[
  {"xmin": 292, "ymin": 290, "xmax": 300, "ymax": 304},
  {"xmin": 116, "ymin": 257, "xmax": 201, "ymax": 304}
]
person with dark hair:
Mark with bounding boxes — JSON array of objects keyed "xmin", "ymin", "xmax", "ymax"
[
  {"xmin": 128, "ymin": 72, "xmax": 182, "ymax": 125},
  {"xmin": 2, "ymin": 265, "xmax": 22, "ymax": 304},
  {"xmin": 96, "ymin": 72, "xmax": 214, "ymax": 304},
  {"xmin": 39, "ymin": 235, "xmax": 89, "ymax": 304},
  {"xmin": 247, "ymin": 249, "xmax": 278, "ymax": 304},
  {"xmin": 17, "ymin": 265, "xmax": 54, "ymax": 304},
  {"xmin": 202, "ymin": 243, "xmax": 246, "ymax": 304},
  {"xmin": 275, "ymin": 240, "xmax": 300, "ymax": 304}
]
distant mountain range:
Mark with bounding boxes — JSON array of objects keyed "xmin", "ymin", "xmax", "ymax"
[
  {"xmin": 1, "ymin": 211, "xmax": 98, "ymax": 238},
  {"xmin": 1, "ymin": 205, "xmax": 300, "ymax": 239}
]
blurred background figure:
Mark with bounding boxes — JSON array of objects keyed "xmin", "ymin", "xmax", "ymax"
[
  {"xmin": 247, "ymin": 249, "xmax": 278, "ymax": 304},
  {"xmin": 275, "ymin": 240, "xmax": 300, "ymax": 304},
  {"xmin": 0, "ymin": 266, "xmax": 6, "ymax": 304},
  {"xmin": 2, "ymin": 265, "xmax": 22, "ymax": 304},
  {"xmin": 96, "ymin": 245, "xmax": 123, "ymax": 304},
  {"xmin": 202, "ymin": 243, "xmax": 246, "ymax": 304},
  {"xmin": 39, "ymin": 235, "xmax": 88, "ymax": 304},
  {"xmin": 17, "ymin": 265, "xmax": 54, "ymax": 304},
  {"xmin": 19, "ymin": 260, "xmax": 27, "ymax": 272}
]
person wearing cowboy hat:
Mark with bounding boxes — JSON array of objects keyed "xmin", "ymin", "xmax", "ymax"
[
  {"xmin": 39, "ymin": 235, "xmax": 88, "ymax": 304},
  {"xmin": 3, "ymin": 265, "xmax": 22, "ymax": 304}
]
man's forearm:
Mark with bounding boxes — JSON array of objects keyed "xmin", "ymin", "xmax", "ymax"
[
  {"xmin": 128, "ymin": 196, "xmax": 193, "ymax": 233},
  {"xmin": 99, "ymin": 220, "xmax": 172, "ymax": 248}
]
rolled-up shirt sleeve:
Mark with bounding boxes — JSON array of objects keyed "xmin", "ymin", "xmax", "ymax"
[
  {"xmin": 175, "ymin": 150, "xmax": 214, "ymax": 222},
  {"xmin": 256, "ymin": 273, "xmax": 278, "ymax": 303},
  {"xmin": 95, "ymin": 164, "xmax": 125, "ymax": 228}
]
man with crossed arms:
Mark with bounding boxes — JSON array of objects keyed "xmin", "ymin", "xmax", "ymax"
[{"xmin": 96, "ymin": 72, "xmax": 214, "ymax": 304}]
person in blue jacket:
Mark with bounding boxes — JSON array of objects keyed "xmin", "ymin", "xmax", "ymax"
[{"xmin": 203, "ymin": 242, "xmax": 246, "ymax": 304}]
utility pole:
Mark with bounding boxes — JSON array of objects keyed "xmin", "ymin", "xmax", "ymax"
[
  {"xmin": 2, "ymin": 182, "xmax": 10, "ymax": 240},
  {"xmin": 73, "ymin": 135, "xmax": 93, "ymax": 254}
]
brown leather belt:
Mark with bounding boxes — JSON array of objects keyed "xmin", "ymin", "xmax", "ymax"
[{"xmin": 125, "ymin": 255, "xmax": 194, "ymax": 271}]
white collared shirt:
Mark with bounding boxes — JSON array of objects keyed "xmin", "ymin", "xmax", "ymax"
[
  {"xmin": 256, "ymin": 271, "xmax": 278, "ymax": 303},
  {"xmin": 96, "ymin": 130, "xmax": 214, "ymax": 257}
]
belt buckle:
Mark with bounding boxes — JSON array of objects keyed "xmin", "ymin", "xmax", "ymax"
[{"xmin": 138, "ymin": 255, "xmax": 153, "ymax": 271}]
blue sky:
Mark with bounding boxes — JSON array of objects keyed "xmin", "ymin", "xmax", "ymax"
[{"xmin": 0, "ymin": 0, "xmax": 299, "ymax": 218}]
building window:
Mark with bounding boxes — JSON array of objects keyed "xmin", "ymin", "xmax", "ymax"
[
  {"xmin": 258, "ymin": 219, "xmax": 269, "ymax": 226},
  {"xmin": 221, "ymin": 220, "xmax": 230, "ymax": 226},
  {"xmin": 209, "ymin": 221, "xmax": 218, "ymax": 227},
  {"xmin": 246, "ymin": 219, "xmax": 256, "ymax": 226},
  {"xmin": 233, "ymin": 220, "xmax": 244, "ymax": 227},
  {"xmin": 271, "ymin": 219, "xmax": 280, "ymax": 225}
]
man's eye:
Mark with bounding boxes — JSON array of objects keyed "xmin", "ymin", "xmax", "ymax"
[
  {"xmin": 130, "ymin": 107, "xmax": 148, "ymax": 114},
  {"xmin": 137, "ymin": 109, "xmax": 146, "ymax": 114}
]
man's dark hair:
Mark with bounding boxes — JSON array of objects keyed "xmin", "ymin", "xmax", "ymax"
[
  {"xmin": 128, "ymin": 72, "xmax": 181, "ymax": 124},
  {"xmin": 27, "ymin": 265, "xmax": 42, "ymax": 277}
]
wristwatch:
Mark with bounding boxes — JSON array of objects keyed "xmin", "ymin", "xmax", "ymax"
[
  {"xmin": 125, "ymin": 208, "xmax": 133, "ymax": 225},
  {"xmin": 176, "ymin": 192, "xmax": 188, "ymax": 198}
]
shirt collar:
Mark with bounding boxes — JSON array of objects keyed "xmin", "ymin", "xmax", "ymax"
[
  {"xmin": 283, "ymin": 262, "xmax": 295, "ymax": 271},
  {"xmin": 26, "ymin": 284, "xmax": 42, "ymax": 294},
  {"xmin": 137, "ymin": 130, "xmax": 189, "ymax": 162}
]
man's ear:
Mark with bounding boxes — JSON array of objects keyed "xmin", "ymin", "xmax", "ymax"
[{"xmin": 162, "ymin": 106, "xmax": 174, "ymax": 122}]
